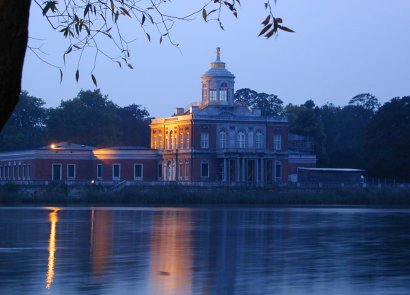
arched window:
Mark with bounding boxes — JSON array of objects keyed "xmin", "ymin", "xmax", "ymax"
[
  {"xmin": 237, "ymin": 130, "xmax": 246, "ymax": 149},
  {"xmin": 255, "ymin": 131, "xmax": 263, "ymax": 149},
  {"xmin": 210, "ymin": 89, "xmax": 217, "ymax": 101},
  {"xmin": 220, "ymin": 130, "xmax": 227, "ymax": 148},
  {"xmin": 220, "ymin": 83, "xmax": 228, "ymax": 102}
]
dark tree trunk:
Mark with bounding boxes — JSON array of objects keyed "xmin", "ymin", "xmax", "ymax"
[{"xmin": 0, "ymin": 0, "xmax": 31, "ymax": 131}]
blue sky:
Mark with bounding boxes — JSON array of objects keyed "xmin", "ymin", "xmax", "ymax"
[{"xmin": 22, "ymin": 1, "xmax": 410, "ymax": 117}]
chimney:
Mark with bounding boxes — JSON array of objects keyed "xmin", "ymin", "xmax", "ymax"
[{"xmin": 175, "ymin": 108, "xmax": 184, "ymax": 116}]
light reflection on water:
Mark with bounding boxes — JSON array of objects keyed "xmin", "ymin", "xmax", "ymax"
[{"xmin": 1, "ymin": 206, "xmax": 410, "ymax": 294}]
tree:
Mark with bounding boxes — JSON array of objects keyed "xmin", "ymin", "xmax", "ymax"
[
  {"xmin": 234, "ymin": 88, "xmax": 284, "ymax": 117},
  {"xmin": 47, "ymin": 89, "xmax": 121, "ymax": 146},
  {"xmin": 349, "ymin": 93, "xmax": 380, "ymax": 112},
  {"xmin": 0, "ymin": 91, "xmax": 48, "ymax": 151},
  {"xmin": 0, "ymin": 0, "xmax": 291, "ymax": 131},
  {"xmin": 365, "ymin": 96, "xmax": 410, "ymax": 181},
  {"xmin": 117, "ymin": 104, "xmax": 151, "ymax": 147}
]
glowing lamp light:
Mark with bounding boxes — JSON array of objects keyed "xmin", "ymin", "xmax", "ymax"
[{"xmin": 50, "ymin": 144, "xmax": 56, "ymax": 149}]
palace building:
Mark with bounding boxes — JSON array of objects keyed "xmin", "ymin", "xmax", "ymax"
[
  {"xmin": 0, "ymin": 48, "xmax": 315, "ymax": 186},
  {"xmin": 150, "ymin": 48, "xmax": 316, "ymax": 185}
]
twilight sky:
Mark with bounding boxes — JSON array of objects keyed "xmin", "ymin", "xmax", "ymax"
[{"xmin": 22, "ymin": 0, "xmax": 410, "ymax": 118}]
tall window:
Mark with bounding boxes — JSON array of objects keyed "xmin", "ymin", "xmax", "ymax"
[
  {"xmin": 159, "ymin": 135, "xmax": 163, "ymax": 149},
  {"xmin": 112, "ymin": 164, "xmax": 121, "ymax": 180},
  {"xmin": 186, "ymin": 132, "xmax": 190, "ymax": 149},
  {"xmin": 220, "ymin": 83, "xmax": 228, "ymax": 102},
  {"xmin": 179, "ymin": 134, "xmax": 184, "ymax": 149},
  {"xmin": 67, "ymin": 164, "xmax": 76, "ymax": 180},
  {"xmin": 169, "ymin": 131, "xmax": 174, "ymax": 149},
  {"xmin": 27, "ymin": 164, "xmax": 31, "ymax": 179},
  {"xmin": 201, "ymin": 161, "xmax": 209, "ymax": 178},
  {"xmin": 210, "ymin": 89, "xmax": 217, "ymax": 101},
  {"xmin": 274, "ymin": 134, "xmax": 282, "ymax": 151},
  {"xmin": 255, "ymin": 132, "xmax": 263, "ymax": 149},
  {"xmin": 275, "ymin": 161, "xmax": 282, "ymax": 179},
  {"xmin": 237, "ymin": 131, "xmax": 246, "ymax": 149},
  {"xmin": 97, "ymin": 164, "xmax": 103, "ymax": 179},
  {"xmin": 165, "ymin": 135, "xmax": 169, "ymax": 149},
  {"xmin": 134, "ymin": 164, "xmax": 143, "ymax": 180},
  {"xmin": 22, "ymin": 165, "xmax": 26, "ymax": 179},
  {"xmin": 153, "ymin": 136, "xmax": 157, "ymax": 149},
  {"xmin": 201, "ymin": 132, "xmax": 209, "ymax": 149},
  {"xmin": 179, "ymin": 162, "xmax": 184, "ymax": 180},
  {"xmin": 220, "ymin": 130, "xmax": 227, "ymax": 148},
  {"xmin": 185, "ymin": 161, "xmax": 190, "ymax": 180}
]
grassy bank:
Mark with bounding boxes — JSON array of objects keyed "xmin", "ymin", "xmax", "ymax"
[{"xmin": 0, "ymin": 183, "xmax": 410, "ymax": 206}]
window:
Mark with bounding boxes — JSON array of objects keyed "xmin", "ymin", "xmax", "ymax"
[
  {"xmin": 179, "ymin": 162, "xmax": 184, "ymax": 180},
  {"xmin": 185, "ymin": 161, "xmax": 190, "ymax": 180},
  {"xmin": 237, "ymin": 131, "xmax": 246, "ymax": 149},
  {"xmin": 201, "ymin": 132, "xmax": 209, "ymax": 149},
  {"xmin": 112, "ymin": 164, "xmax": 121, "ymax": 180},
  {"xmin": 220, "ymin": 130, "xmax": 227, "ymax": 148},
  {"xmin": 153, "ymin": 136, "xmax": 157, "ymax": 149},
  {"xmin": 186, "ymin": 132, "xmax": 190, "ymax": 149},
  {"xmin": 169, "ymin": 131, "xmax": 173, "ymax": 149},
  {"xmin": 67, "ymin": 164, "xmax": 76, "ymax": 179},
  {"xmin": 134, "ymin": 164, "xmax": 143, "ymax": 180},
  {"xmin": 12, "ymin": 165, "xmax": 15, "ymax": 179},
  {"xmin": 27, "ymin": 164, "xmax": 31, "ymax": 179},
  {"xmin": 275, "ymin": 161, "xmax": 282, "ymax": 179},
  {"xmin": 201, "ymin": 161, "xmax": 209, "ymax": 178},
  {"xmin": 210, "ymin": 89, "xmax": 217, "ymax": 101},
  {"xmin": 22, "ymin": 165, "xmax": 26, "ymax": 179},
  {"xmin": 179, "ymin": 134, "xmax": 184, "ymax": 149},
  {"xmin": 255, "ymin": 132, "xmax": 263, "ymax": 149},
  {"xmin": 158, "ymin": 163, "xmax": 163, "ymax": 178},
  {"xmin": 7, "ymin": 166, "xmax": 10, "ymax": 179},
  {"xmin": 159, "ymin": 135, "xmax": 163, "ymax": 149},
  {"xmin": 52, "ymin": 164, "xmax": 62, "ymax": 181},
  {"xmin": 274, "ymin": 134, "xmax": 282, "ymax": 151},
  {"xmin": 97, "ymin": 164, "xmax": 103, "ymax": 179},
  {"xmin": 17, "ymin": 165, "xmax": 21, "ymax": 179},
  {"xmin": 220, "ymin": 83, "xmax": 228, "ymax": 102}
]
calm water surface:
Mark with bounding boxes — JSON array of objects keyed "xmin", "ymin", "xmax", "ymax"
[{"xmin": 1, "ymin": 206, "xmax": 410, "ymax": 295}]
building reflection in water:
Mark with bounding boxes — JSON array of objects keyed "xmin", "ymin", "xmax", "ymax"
[
  {"xmin": 90, "ymin": 209, "xmax": 112, "ymax": 281},
  {"xmin": 149, "ymin": 209, "xmax": 193, "ymax": 295},
  {"xmin": 45, "ymin": 207, "xmax": 60, "ymax": 289}
]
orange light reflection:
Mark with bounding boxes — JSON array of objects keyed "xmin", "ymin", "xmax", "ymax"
[{"xmin": 46, "ymin": 208, "xmax": 60, "ymax": 289}]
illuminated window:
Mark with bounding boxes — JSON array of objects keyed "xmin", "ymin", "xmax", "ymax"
[
  {"xmin": 274, "ymin": 134, "xmax": 282, "ymax": 151},
  {"xmin": 201, "ymin": 132, "xmax": 209, "ymax": 148},
  {"xmin": 159, "ymin": 135, "xmax": 163, "ymax": 149},
  {"xmin": 153, "ymin": 136, "xmax": 157, "ymax": 149},
  {"xmin": 256, "ymin": 132, "xmax": 263, "ymax": 149},
  {"xmin": 169, "ymin": 131, "xmax": 173, "ymax": 149},
  {"xmin": 220, "ymin": 83, "xmax": 228, "ymax": 102},
  {"xmin": 97, "ymin": 164, "xmax": 103, "ymax": 179},
  {"xmin": 220, "ymin": 130, "xmax": 227, "ymax": 148},
  {"xmin": 67, "ymin": 164, "xmax": 76, "ymax": 180},
  {"xmin": 112, "ymin": 164, "xmax": 121, "ymax": 180},
  {"xmin": 210, "ymin": 89, "xmax": 217, "ymax": 101},
  {"xmin": 179, "ymin": 134, "xmax": 184, "ymax": 149},
  {"xmin": 237, "ymin": 131, "xmax": 246, "ymax": 149},
  {"xmin": 186, "ymin": 132, "xmax": 190, "ymax": 148},
  {"xmin": 201, "ymin": 161, "xmax": 209, "ymax": 178},
  {"xmin": 134, "ymin": 164, "xmax": 143, "ymax": 180}
]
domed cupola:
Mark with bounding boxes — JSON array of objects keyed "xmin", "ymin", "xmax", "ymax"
[{"xmin": 201, "ymin": 47, "xmax": 235, "ymax": 107}]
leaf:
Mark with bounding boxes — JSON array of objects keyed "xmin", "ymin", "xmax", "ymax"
[
  {"xmin": 116, "ymin": 61, "xmax": 122, "ymax": 68},
  {"xmin": 258, "ymin": 23, "xmax": 272, "ymax": 37},
  {"xmin": 207, "ymin": 9, "xmax": 217, "ymax": 17},
  {"xmin": 128, "ymin": 63, "xmax": 134, "ymax": 69},
  {"xmin": 218, "ymin": 20, "xmax": 224, "ymax": 30},
  {"xmin": 120, "ymin": 7, "xmax": 130, "ymax": 17},
  {"xmin": 142, "ymin": 14, "xmax": 146, "ymax": 25},
  {"xmin": 265, "ymin": 28, "xmax": 276, "ymax": 39},
  {"xmin": 75, "ymin": 69, "xmax": 79, "ymax": 82},
  {"xmin": 59, "ymin": 69, "xmax": 63, "ymax": 84},
  {"xmin": 202, "ymin": 8, "xmax": 207, "ymax": 22},
  {"xmin": 84, "ymin": 4, "xmax": 90, "ymax": 17},
  {"xmin": 262, "ymin": 15, "xmax": 270, "ymax": 26},
  {"xmin": 146, "ymin": 33, "xmax": 151, "ymax": 41},
  {"xmin": 160, "ymin": 36, "xmax": 162, "ymax": 44},
  {"xmin": 278, "ymin": 25, "xmax": 295, "ymax": 33},
  {"xmin": 110, "ymin": 0, "xmax": 115, "ymax": 12},
  {"xmin": 276, "ymin": 17, "xmax": 283, "ymax": 24},
  {"xmin": 91, "ymin": 74, "xmax": 97, "ymax": 87}
]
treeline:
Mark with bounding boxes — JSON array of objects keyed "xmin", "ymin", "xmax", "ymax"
[
  {"xmin": 235, "ymin": 89, "xmax": 410, "ymax": 182},
  {"xmin": 0, "ymin": 89, "xmax": 151, "ymax": 150},
  {"xmin": 0, "ymin": 88, "xmax": 409, "ymax": 181}
]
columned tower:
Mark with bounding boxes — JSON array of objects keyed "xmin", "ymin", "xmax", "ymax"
[{"xmin": 201, "ymin": 47, "xmax": 235, "ymax": 107}]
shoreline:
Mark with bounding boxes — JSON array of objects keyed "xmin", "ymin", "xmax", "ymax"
[{"xmin": 1, "ymin": 183, "xmax": 410, "ymax": 206}]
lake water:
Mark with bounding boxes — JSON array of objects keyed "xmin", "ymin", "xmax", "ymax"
[{"xmin": 1, "ymin": 206, "xmax": 410, "ymax": 295}]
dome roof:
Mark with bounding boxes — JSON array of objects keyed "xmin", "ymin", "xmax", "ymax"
[{"xmin": 202, "ymin": 47, "xmax": 235, "ymax": 78}]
